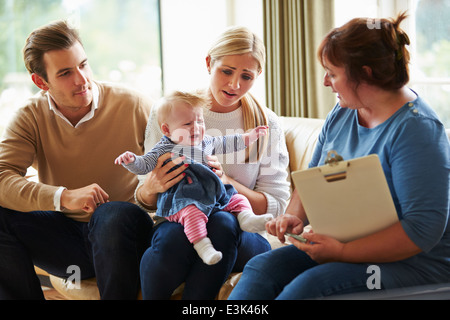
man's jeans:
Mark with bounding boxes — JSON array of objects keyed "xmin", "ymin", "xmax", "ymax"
[{"xmin": 0, "ymin": 201, "xmax": 153, "ymax": 299}]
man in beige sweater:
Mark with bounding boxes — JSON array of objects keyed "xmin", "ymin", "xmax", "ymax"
[{"xmin": 0, "ymin": 21, "xmax": 153, "ymax": 299}]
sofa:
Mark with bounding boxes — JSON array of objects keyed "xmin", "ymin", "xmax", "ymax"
[{"xmin": 35, "ymin": 116, "xmax": 450, "ymax": 300}]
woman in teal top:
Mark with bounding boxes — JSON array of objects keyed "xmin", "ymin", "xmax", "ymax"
[{"xmin": 229, "ymin": 13, "xmax": 450, "ymax": 300}]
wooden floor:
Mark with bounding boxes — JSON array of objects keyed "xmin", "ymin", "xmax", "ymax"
[
  {"xmin": 39, "ymin": 275, "xmax": 67, "ymax": 300},
  {"xmin": 42, "ymin": 286, "xmax": 67, "ymax": 300}
]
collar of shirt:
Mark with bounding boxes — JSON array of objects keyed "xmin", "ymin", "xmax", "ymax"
[{"xmin": 46, "ymin": 82, "xmax": 99, "ymax": 128}]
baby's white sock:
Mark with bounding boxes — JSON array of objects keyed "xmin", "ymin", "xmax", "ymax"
[
  {"xmin": 193, "ymin": 237, "xmax": 222, "ymax": 265},
  {"xmin": 237, "ymin": 210, "xmax": 273, "ymax": 233}
]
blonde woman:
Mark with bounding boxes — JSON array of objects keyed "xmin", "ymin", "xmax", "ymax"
[{"xmin": 137, "ymin": 27, "xmax": 290, "ymax": 299}]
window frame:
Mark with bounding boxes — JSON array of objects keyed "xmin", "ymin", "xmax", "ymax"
[{"xmin": 334, "ymin": 0, "xmax": 450, "ymax": 126}]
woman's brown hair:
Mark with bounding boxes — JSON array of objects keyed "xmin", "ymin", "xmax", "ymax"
[{"xmin": 318, "ymin": 12, "xmax": 411, "ymax": 91}]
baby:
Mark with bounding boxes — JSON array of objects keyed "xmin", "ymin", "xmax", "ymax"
[{"xmin": 115, "ymin": 91, "xmax": 273, "ymax": 265}]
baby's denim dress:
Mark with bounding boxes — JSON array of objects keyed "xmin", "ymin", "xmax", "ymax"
[{"xmin": 156, "ymin": 160, "xmax": 237, "ymax": 218}]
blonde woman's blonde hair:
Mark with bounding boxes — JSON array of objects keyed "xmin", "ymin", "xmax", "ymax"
[
  {"xmin": 207, "ymin": 26, "xmax": 268, "ymax": 162},
  {"xmin": 156, "ymin": 90, "xmax": 210, "ymax": 126}
]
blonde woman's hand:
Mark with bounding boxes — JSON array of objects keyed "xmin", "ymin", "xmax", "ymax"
[
  {"xmin": 207, "ymin": 155, "xmax": 230, "ymax": 184},
  {"xmin": 139, "ymin": 153, "xmax": 187, "ymax": 202}
]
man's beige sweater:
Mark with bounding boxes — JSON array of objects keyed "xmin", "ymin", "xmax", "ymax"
[{"xmin": 0, "ymin": 82, "xmax": 151, "ymax": 222}]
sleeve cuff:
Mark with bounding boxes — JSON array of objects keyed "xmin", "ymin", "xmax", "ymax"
[
  {"xmin": 261, "ymin": 191, "xmax": 281, "ymax": 217},
  {"xmin": 53, "ymin": 186, "xmax": 66, "ymax": 211}
]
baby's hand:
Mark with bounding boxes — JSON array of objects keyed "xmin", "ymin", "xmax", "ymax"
[
  {"xmin": 245, "ymin": 125, "xmax": 269, "ymax": 146},
  {"xmin": 114, "ymin": 151, "xmax": 136, "ymax": 165},
  {"xmin": 254, "ymin": 125, "xmax": 269, "ymax": 138}
]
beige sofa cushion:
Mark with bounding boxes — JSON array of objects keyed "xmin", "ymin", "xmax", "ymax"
[{"xmin": 280, "ymin": 117, "xmax": 324, "ymax": 173}]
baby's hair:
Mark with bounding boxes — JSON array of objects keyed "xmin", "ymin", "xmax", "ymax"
[{"xmin": 156, "ymin": 90, "xmax": 210, "ymax": 126}]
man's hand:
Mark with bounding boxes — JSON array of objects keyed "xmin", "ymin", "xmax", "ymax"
[{"xmin": 61, "ymin": 183, "xmax": 109, "ymax": 214}]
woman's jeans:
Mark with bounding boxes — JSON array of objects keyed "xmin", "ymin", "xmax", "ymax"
[
  {"xmin": 0, "ymin": 202, "xmax": 153, "ymax": 300},
  {"xmin": 140, "ymin": 210, "xmax": 271, "ymax": 300},
  {"xmin": 228, "ymin": 244, "xmax": 450, "ymax": 300},
  {"xmin": 228, "ymin": 245, "xmax": 377, "ymax": 300}
]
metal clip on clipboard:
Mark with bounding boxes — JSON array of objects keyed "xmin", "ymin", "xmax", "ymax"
[{"xmin": 321, "ymin": 150, "xmax": 349, "ymax": 182}]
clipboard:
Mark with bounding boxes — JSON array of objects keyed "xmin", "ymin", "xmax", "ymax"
[{"xmin": 291, "ymin": 151, "xmax": 398, "ymax": 243}]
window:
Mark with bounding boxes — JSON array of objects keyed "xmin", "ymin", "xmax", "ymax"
[
  {"xmin": 409, "ymin": 0, "xmax": 450, "ymax": 128},
  {"xmin": 0, "ymin": 0, "xmax": 162, "ymax": 137},
  {"xmin": 334, "ymin": 0, "xmax": 379, "ymax": 27},
  {"xmin": 334, "ymin": 0, "xmax": 450, "ymax": 128},
  {"xmin": 159, "ymin": 0, "xmax": 265, "ymax": 103}
]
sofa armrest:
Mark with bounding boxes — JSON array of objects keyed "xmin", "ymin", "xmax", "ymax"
[{"xmin": 280, "ymin": 117, "xmax": 324, "ymax": 174}]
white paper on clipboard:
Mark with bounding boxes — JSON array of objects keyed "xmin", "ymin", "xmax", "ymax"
[{"xmin": 291, "ymin": 151, "xmax": 398, "ymax": 243}]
